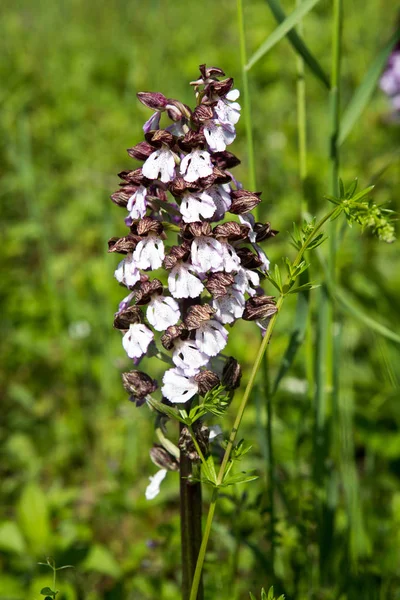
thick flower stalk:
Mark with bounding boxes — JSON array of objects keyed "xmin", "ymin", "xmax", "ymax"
[{"xmin": 109, "ymin": 65, "xmax": 278, "ymax": 491}]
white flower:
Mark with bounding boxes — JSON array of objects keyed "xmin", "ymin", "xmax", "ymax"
[
  {"xmin": 146, "ymin": 295, "xmax": 180, "ymax": 331},
  {"xmin": 114, "ymin": 254, "xmax": 141, "ymax": 288},
  {"xmin": 203, "ymin": 119, "xmax": 236, "ymax": 152},
  {"xmin": 172, "ymin": 339, "xmax": 209, "ymax": 375},
  {"xmin": 239, "ymin": 214, "xmax": 270, "ymax": 273},
  {"xmin": 168, "ymin": 263, "xmax": 205, "ymax": 299},
  {"xmin": 145, "ymin": 468, "xmax": 167, "ymax": 500},
  {"xmin": 180, "ymin": 149, "xmax": 213, "ymax": 182},
  {"xmin": 191, "ymin": 236, "xmax": 223, "ymax": 273},
  {"xmin": 207, "ymin": 184, "xmax": 232, "ymax": 220},
  {"xmin": 161, "ymin": 367, "xmax": 199, "ymax": 403},
  {"xmin": 215, "ymin": 89, "xmax": 241, "ymax": 125},
  {"xmin": 233, "ymin": 268, "xmax": 260, "ymax": 297},
  {"xmin": 213, "ymin": 288, "xmax": 245, "ymax": 324},
  {"xmin": 133, "ymin": 236, "xmax": 165, "ymax": 270},
  {"xmin": 127, "ymin": 185, "xmax": 147, "ymax": 220},
  {"xmin": 142, "ymin": 146, "xmax": 176, "ymax": 183},
  {"xmin": 122, "ymin": 323, "xmax": 154, "ymax": 359},
  {"xmin": 195, "ymin": 320, "xmax": 228, "ymax": 357},
  {"xmin": 180, "ymin": 190, "xmax": 216, "ymax": 223},
  {"xmin": 220, "ymin": 243, "xmax": 241, "ymax": 273}
]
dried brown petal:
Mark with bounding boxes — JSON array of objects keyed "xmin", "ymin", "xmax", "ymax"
[
  {"xmin": 211, "ymin": 151, "xmax": 241, "ymax": 170},
  {"xmin": 127, "ymin": 141, "xmax": 155, "ymax": 161},
  {"xmin": 236, "ymin": 248, "xmax": 263, "ymax": 269},
  {"xmin": 205, "ymin": 77, "xmax": 234, "ymax": 98},
  {"xmin": 222, "ymin": 357, "xmax": 242, "ymax": 391},
  {"xmin": 108, "ymin": 234, "xmax": 141, "ymax": 254},
  {"xmin": 254, "ymin": 222, "xmax": 279, "ymax": 242},
  {"xmin": 199, "ymin": 64, "xmax": 225, "ymax": 80},
  {"xmin": 194, "ymin": 370, "xmax": 220, "ymax": 396},
  {"xmin": 135, "ymin": 279, "xmax": 163, "ymax": 305},
  {"xmin": 230, "ymin": 190, "xmax": 262, "ymax": 215},
  {"xmin": 161, "ymin": 324, "xmax": 188, "ymax": 350},
  {"xmin": 122, "ymin": 370, "xmax": 157, "ymax": 406},
  {"xmin": 181, "ymin": 221, "xmax": 213, "ymax": 240},
  {"xmin": 178, "ymin": 130, "xmax": 206, "ymax": 151},
  {"xmin": 137, "ymin": 91, "xmax": 168, "ymax": 110},
  {"xmin": 163, "ymin": 243, "xmax": 191, "ymax": 269},
  {"xmin": 113, "ymin": 306, "xmax": 143, "ymax": 330},
  {"xmin": 185, "ymin": 304, "xmax": 215, "ymax": 330},
  {"xmin": 150, "ymin": 445, "xmax": 179, "ymax": 471},
  {"xmin": 110, "ymin": 185, "xmax": 137, "ymax": 208},
  {"xmin": 144, "ymin": 129, "xmax": 175, "ymax": 148},
  {"xmin": 137, "ymin": 216, "xmax": 164, "ymax": 236},
  {"xmin": 213, "ymin": 221, "xmax": 249, "ymax": 242},
  {"xmin": 192, "ymin": 104, "xmax": 214, "ymax": 124},
  {"xmin": 205, "ymin": 272, "xmax": 235, "ymax": 298},
  {"xmin": 242, "ymin": 295, "xmax": 278, "ymax": 321},
  {"xmin": 117, "ymin": 168, "xmax": 145, "ymax": 185}
]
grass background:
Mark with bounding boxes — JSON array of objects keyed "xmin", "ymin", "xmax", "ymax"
[{"xmin": 1, "ymin": 0, "xmax": 400, "ymax": 598}]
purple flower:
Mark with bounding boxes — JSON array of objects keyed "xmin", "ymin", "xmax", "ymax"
[{"xmin": 380, "ymin": 44, "xmax": 400, "ymax": 112}]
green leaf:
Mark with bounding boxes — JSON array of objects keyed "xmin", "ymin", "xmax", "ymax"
[
  {"xmin": 146, "ymin": 397, "xmax": 183, "ymax": 422},
  {"xmin": 339, "ymin": 30, "xmax": 400, "ymax": 145},
  {"xmin": 259, "ymin": 0, "xmax": 329, "ymax": 87},
  {"xmin": 287, "ymin": 282, "xmax": 319, "ymax": 294},
  {"xmin": 247, "ymin": 0, "xmax": 323, "ymax": 71},
  {"xmin": 221, "ymin": 471, "xmax": 259, "ymax": 487},
  {"xmin": 40, "ymin": 588, "xmax": 56, "ymax": 596},
  {"xmin": 249, "ymin": 594, "xmax": 257, "ymax": 600},
  {"xmin": 82, "ymin": 544, "xmax": 122, "ymax": 579},
  {"xmin": 17, "ymin": 482, "xmax": 50, "ymax": 553},
  {"xmin": 0, "ymin": 521, "xmax": 26, "ymax": 554}
]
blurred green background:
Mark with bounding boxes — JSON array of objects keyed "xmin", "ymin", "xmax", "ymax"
[{"xmin": 1, "ymin": 0, "xmax": 400, "ymax": 598}]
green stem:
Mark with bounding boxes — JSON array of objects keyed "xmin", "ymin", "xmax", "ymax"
[
  {"xmin": 264, "ymin": 351, "xmax": 275, "ymax": 573},
  {"xmin": 296, "ymin": 0, "xmax": 308, "ymax": 214},
  {"xmin": 188, "ymin": 207, "xmax": 339, "ymax": 600},
  {"xmin": 237, "ymin": 0, "xmax": 257, "ymax": 193}
]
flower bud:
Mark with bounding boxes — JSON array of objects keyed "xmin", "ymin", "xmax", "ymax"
[
  {"xmin": 211, "ymin": 151, "xmax": 241, "ymax": 169},
  {"xmin": 150, "ymin": 444, "xmax": 179, "ymax": 471},
  {"xmin": 222, "ymin": 357, "xmax": 242, "ymax": 391},
  {"xmin": 122, "ymin": 370, "xmax": 158, "ymax": 406},
  {"xmin": 194, "ymin": 370, "xmax": 220, "ymax": 395},
  {"xmin": 137, "ymin": 91, "xmax": 168, "ymax": 110},
  {"xmin": 236, "ymin": 248, "xmax": 263, "ymax": 269},
  {"xmin": 166, "ymin": 99, "xmax": 192, "ymax": 121},
  {"xmin": 242, "ymin": 295, "xmax": 278, "ymax": 321},
  {"xmin": 254, "ymin": 222, "xmax": 279, "ymax": 242}
]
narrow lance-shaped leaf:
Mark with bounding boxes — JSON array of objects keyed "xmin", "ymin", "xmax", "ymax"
[
  {"xmin": 339, "ymin": 30, "xmax": 400, "ymax": 145},
  {"xmin": 247, "ymin": 0, "xmax": 329, "ymax": 90}
]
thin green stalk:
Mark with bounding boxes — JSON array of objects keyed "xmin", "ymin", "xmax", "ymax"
[
  {"xmin": 264, "ymin": 351, "xmax": 275, "ymax": 573},
  {"xmin": 237, "ymin": 0, "xmax": 257, "ymax": 194},
  {"xmin": 189, "ymin": 207, "xmax": 338, "ymax": 600},
  {"xmin": 296, "ymin": 0, "xmax": 308, "ymax": 212}
]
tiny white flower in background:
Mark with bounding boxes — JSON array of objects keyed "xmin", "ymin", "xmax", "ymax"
[
  {"xmin": 203, "ymin": 119, "xmax": 236, "ymax": 152},
  {"xmin": 180, "ymin": 149, "xmax": 213, "ymax": 182},
  {"xmin": 114, "ymin": 254, "xmax": 141, "ymax": 288},
  {"xmin": 179, "ymin": 191, "xmax": 216, "ymax": 223},
  {"xmin": 127, "ymin": 185, "xmax": 147, "ymax": 220},
  {"xmin": 195, "ymin": 320, "xmax": 228, "ymax": 357},
  {"xmin": 191, "ymin": 236, "xmax": 223, "ymax": 273},
  {"xmin": 161, "ymin": 367, "xmax": 199, "ymax": 403},
  {"xmin": 209, "ymin": 425, "xmax": 223, "ymax": 441},
  {"xmin": 146, "ymin": 295, "xmax": 180, "ymax": 331},
  {"xmin": 213, "ymin": 288, "xmax": 245, "ymax": 324},
  {"xmin": 122, "ymin": 323, "xmax": 154, "ymax": 359},
  {"xmin": 172, "ymin": 339, "xmax": 209, "ymax": 375},
  {"xmin": 142, "ymin": 146, "xmax": 176, "ymax": 182},
  {"xmin": 133, "ymin": 236, "xmax": 165, "ymax": 270},
  {"xmin": 207, "ymin": 184, "xmax": 232, "ymax": 220},
  {"xmin": 233, "ymin": 268, "xmax": 260, "ymax": 297},
  {"xmin": 168, "ymin": 263, "xmax": 205, "ymax": 299},
  {"xmin": 220, "ymin": 243, "xmax": 241, "ymax": 273},
  {"xmin": 215, "ymin": 89, "xmax": 241, "ymax": 125},
  {"xmin": 145, "ymin": 468, "xmax": 167, "ymax": 500}
]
